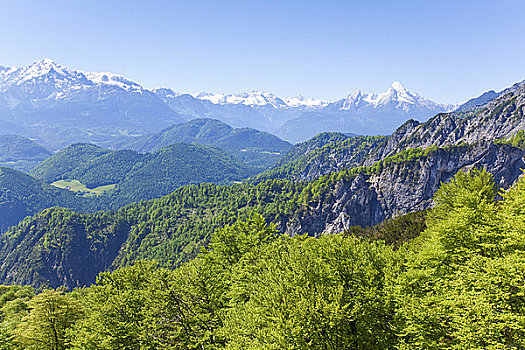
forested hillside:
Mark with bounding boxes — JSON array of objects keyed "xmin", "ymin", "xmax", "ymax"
[
  {"xmin": 0, "ymin": 167, "xmax": 87, "ymax": 231},
  {"xmin": 117, "ymin": 118, "xmax": 293, "ymax": 168},
  {"xmin": 0, "ymin": 168, "xmax": 524, "ymax": 349},
  {"xmin": 2, "ymin": 138, "xmax": 524, "ymax": 289},
  {"xmin": 3, "ymin": 80, "xmax": 522, "ymax": 241},
  {"xmin": 31, "ymin": 142, "xmax": 258, "ymax": 203},
  {"xmin": 0, "ymin": 142, "xmax": 261, "ymax": 233}
]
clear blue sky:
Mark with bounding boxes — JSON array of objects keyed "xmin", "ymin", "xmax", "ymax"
[{"xmin": 1, "ymin": 0, "xmax": 524, "ymax": 104}]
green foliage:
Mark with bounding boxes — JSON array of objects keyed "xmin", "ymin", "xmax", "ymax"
[
  {"xmin": 66, "ymin": 215, "xmax": 395, "ymax": 350},
  {"xmin": 0, "ymin": 167, "xmax": 89, "ymax": 232},
  {"xmin": 0, "ymin": 285, "xmax": 34, "ymax": 350},
  {"xmin": 495, "ymin": 129, "xmax": 525, "ymax": 148},
  {"xmin": 207, "ymin": 213, "xmax": 278, "ymax": 265},
  {"xmin": 0, "ymin": 141, "xmax": 264, "ymax": 233},
  {"xmin": 252, "ymin": 134, "xmax": 387, "ymax": 183},
  {"xmin": 3, "ymin": 168, "xmax": 525, "ymax": 349},
  {"xmin": 431, "ymin": 167, "xmax": 500, "ymax": 264},
  {"xmin": 345, "ymin": 209, "xmax": 428, "ymax": 247},
  {"xmin": 31, "ymin": 144, "xmax": 111, "ymax": 184},
  {"xmin": 394, "ymin": 168, "xmax": 525, "ymax": 348},
  {"xmin": 70, "ymin": 261, "xmax": 158, "ymax": 350},
  {"xmin": 70, "ymin": 215, "xmax": 278, "ymax": 350},
  {"xmin": 275, "ymin": 132, "xmax": 353, "ymax": 165},
  {"xmin": 0, "ymin": 135, "xmax": 52, "ymax": 173},
  {"xmin": 14, "ymin": 289, "xmax": 82, "ymax": 350},
  {"xmin": 31, "ymin": 142, "xmax": 258, "ymax": 201},
  {"xmin": 222, "ymin": 234, "xmax": 394, "ymax": 349},
  {"xmin": 0, "ymin": 208, "xmax": 130, "ymax": 289},
  {"xmin": 0, "ymin": 142, "xmax": 472, "ymax": 288}
]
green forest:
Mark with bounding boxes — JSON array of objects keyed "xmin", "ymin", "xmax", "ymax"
[{"xmin": 0, "ymin": 168, "xmax": 523, "ymax": 349}]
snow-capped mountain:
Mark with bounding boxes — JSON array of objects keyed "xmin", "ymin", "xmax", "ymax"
[
  {"xmin": 82, "ymin": 71, "xmax": 145, "ymax": 93},
  {"xmin": 0, "ymin": 59, "xmax": 149, "ymax": 97},
  {"xmin": 0, "ymin": 59, "xmax": 182, "ymax": 149},
  {"xmin": 0, "ymin": 59, "xmax": 458, "ymax": 147},
  {"xmin": 192, "ymin": 91, "xmax": 329, "ymax": 109},
  {"xmin": 327, "ymin": 81, "xmax": 454, "ymax": 113},
  {"xmin": 279, "ymin": 82, "xmax": 454, "ymax": 142},
  {"xmin": 284, "ymin": 95, "xmax": 329, "ymax": 108},
  {"xmin": 194, "ymin": 91, "xmax": 289, "ymax": 108}
]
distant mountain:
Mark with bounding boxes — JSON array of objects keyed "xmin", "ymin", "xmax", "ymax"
[
  {"xmin": 194, "ymin": 91, "xmax": 289, "ymax": 108},
  {"xmin": 117, "ymin": 118, "xmax": 293, "ymax": 168},
  {"xmin": 0, "ymin": 135, "xmax": 52, "ymax": 172},
  {"xmin": 153, "ymin": 89, "xmax": 276, "ymax": 131},
  {"xmin": 0, "ymin": 59, "xmax": 184, "ymax": 150},
  {"xmin": 278, "ymin": 81, "xmax": 455, "ymax": 142},
  {"xmin": 0, "ymin": 59, "xmax": 461, "ymax": 147},
  {"xmin": 259, "ymin": 80, "xmax": 525, "ymax": 183},
  {"xmin": 455, "ymin": 90, "xmax": 500, "ymax": 112},
  {"xmin": 154, "ymin": 83, "xmax": 454, "ymax": 142},
  {"xmin": 453, "ymin": 81, "xmax": 525, "ymax": 113}
]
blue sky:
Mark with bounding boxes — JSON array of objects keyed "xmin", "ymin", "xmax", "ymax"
[{"xmin": 1, "ymin": 0, "xmax": 524, "ymax": 104}]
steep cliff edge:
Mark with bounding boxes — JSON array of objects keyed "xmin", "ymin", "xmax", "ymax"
[{"xmin": 286, "ymin": 142, "xmax": 525, "ymax": 236}]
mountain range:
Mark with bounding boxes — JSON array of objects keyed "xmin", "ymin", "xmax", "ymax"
[
  {"xmin": 1, "ymin": 76, "xmax": 524, "ymax": 288},
  {"xmin": 0, "ymin": 59, "xmax": 458, "ymax": 148}
]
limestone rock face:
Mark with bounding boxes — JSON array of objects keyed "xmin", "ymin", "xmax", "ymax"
[{"xmin": 285, "ymin": 142, "xmax": 525, "ymax": 237}]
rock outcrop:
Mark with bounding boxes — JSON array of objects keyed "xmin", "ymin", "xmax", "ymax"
[{"xmin": 286, "ymin": 142, "xmax": 525, "ymax": 236}]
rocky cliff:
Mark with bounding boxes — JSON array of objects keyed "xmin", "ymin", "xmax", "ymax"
[{"xmin": 286, "ymin": 142, "xmax": 525, "ymax": 236}]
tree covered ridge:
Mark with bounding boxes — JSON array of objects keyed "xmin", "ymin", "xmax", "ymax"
[
  {"xmin": 1, "ymin": 139, "xmax": 523, "ymax": 290},
  {"xmin": 117, "ymin": 118, "xmax": 294, "ymax": 169},
  {"xmin": 0, "ymin": 168, "xmax": 524, "ymax": 349},
  {"xmin": 31, "ymin": 142, "xmax": 256, "ymax": 190}
]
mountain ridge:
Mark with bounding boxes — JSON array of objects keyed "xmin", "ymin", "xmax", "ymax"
[
  {"xmin": 0, "ymin": 59, "xmax": 462, "ymax": 144},
  {"xmin": 116, "ymin": 118, "xmax": 293, "ymax": 168}
]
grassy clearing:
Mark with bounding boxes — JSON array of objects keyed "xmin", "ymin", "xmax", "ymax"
[{"xmin": 51, "ymin": 179, "xmax": 116, "ymax": 196}]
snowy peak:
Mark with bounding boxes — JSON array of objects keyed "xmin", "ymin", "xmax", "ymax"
[
  {"xmin": 194, "ymin": 91, "xmax": 328, "ymax": 109},
  {"xmin": 0, "ymin": 59, "xmax": 146, "ymax": 95},
  {"xmin": 25, "ymin": 58, "xmax": 69, "ymax": 76},
  {"xmin": 82, "ymin": 71, "xmax": 144, "ymax": 92},
  {"xmin": 284, "ymin": 95, "xmax": 329, "ymax": 108},
  {"xmin": 0, "ymin": 58, "xmax": 84, "ymax": 88},
  {"xmin": 152, "ymin": 87, "xmax": 181, "ymax": 99},
  {"xmin": 335, "ymin": 81, "xmax": 446, "ymax": 112},
  {"xmin": 194, "ymin": 91, "xmax": 289, "ymax": 108},
  {"xmin": 389, "ymin": 80, "xmax": 408, "ymax": 93}
]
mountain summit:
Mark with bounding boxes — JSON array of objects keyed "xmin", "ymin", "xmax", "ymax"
[
  {"xmin": 0, "ymin": 59, "xmax": 182, "ymax": 149},
  {"xmin": 277, "ymin": 82, "xmax": 455, "ymax": 142},
  {"xmin": 330, "ymin": 81, "xmax": 453, "ymax": 112}
]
